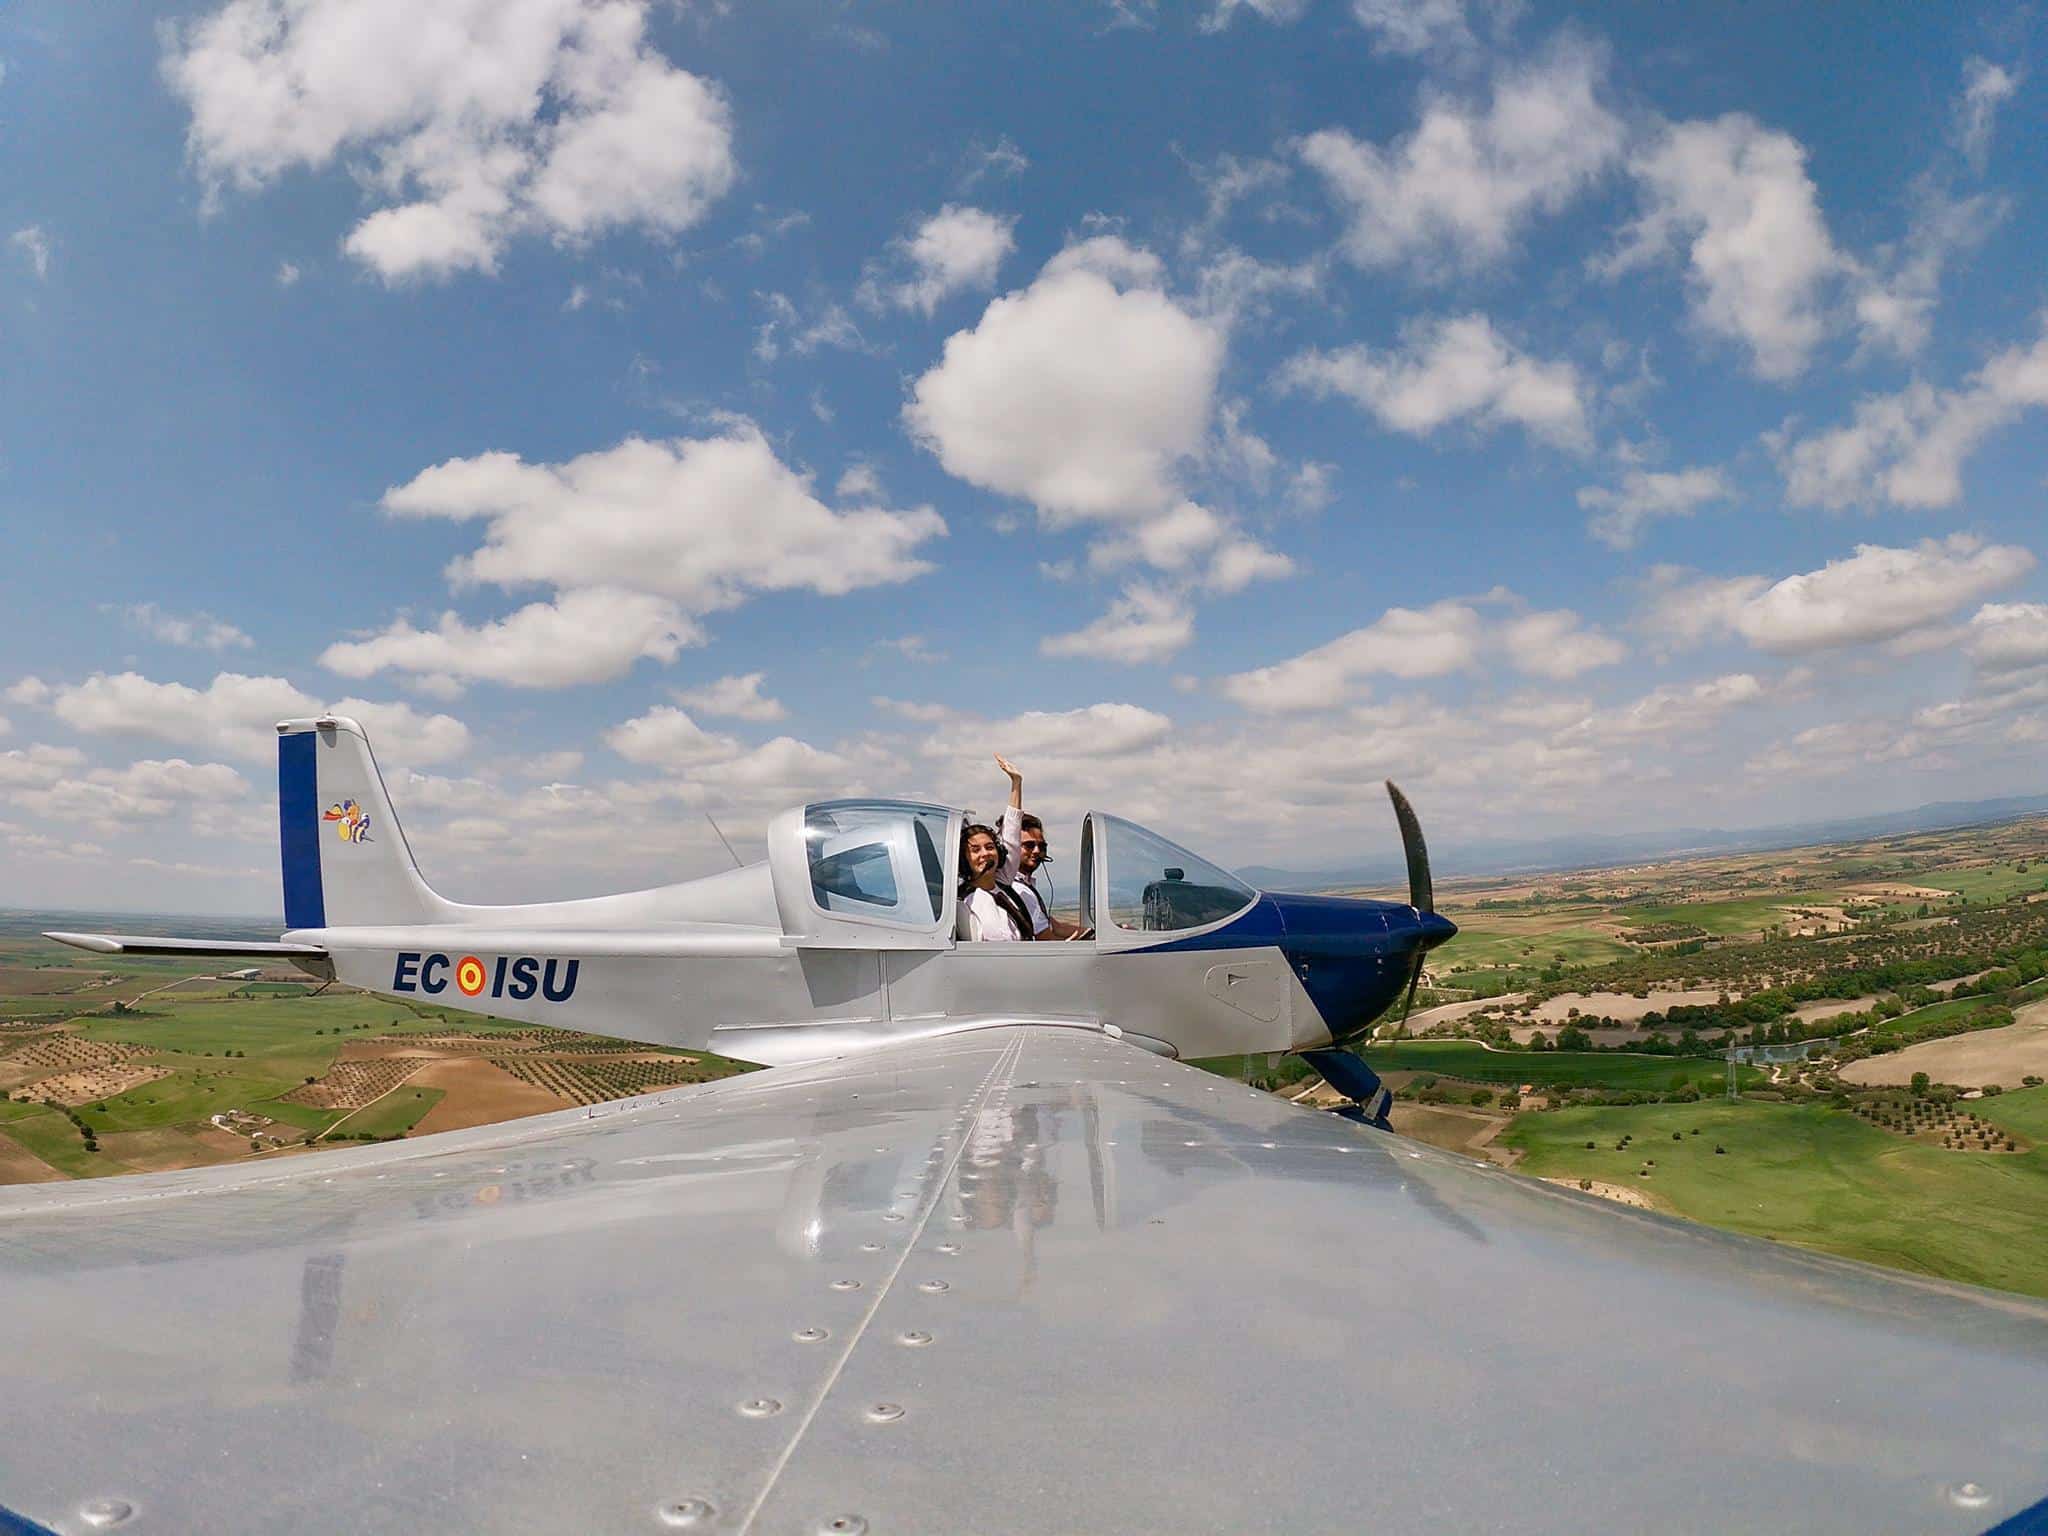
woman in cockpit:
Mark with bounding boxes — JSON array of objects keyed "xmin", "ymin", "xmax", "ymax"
[{"xmin": 956, "ymin": 822, "xmax": 1035, "ymax": 941}]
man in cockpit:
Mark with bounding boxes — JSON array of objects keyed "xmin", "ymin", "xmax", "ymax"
[{"xmin": 995, "ymin": 755, "xmax": 1082, "ymax": 939}]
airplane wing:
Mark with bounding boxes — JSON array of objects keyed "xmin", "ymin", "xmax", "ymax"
[
  {"xmin": 42, "ymin": 931, "xmax": 329, "ymax": 959},
  {"xmin": 4, "ymin": 1025, "xmax": 2045, "ymax": 1534}
]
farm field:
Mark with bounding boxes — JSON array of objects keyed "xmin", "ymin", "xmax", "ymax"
[
  {"xmin": 0, "ymin": 927, "xmax": 757, "ymax": 1182},
  {"xmin": 1503, "ymin": 1093, "xmax": 2048, "ymax": 1299},
  {"xmin": 1360, "ymin": 1039, "xmax": 1763, "ymax": 1092}
]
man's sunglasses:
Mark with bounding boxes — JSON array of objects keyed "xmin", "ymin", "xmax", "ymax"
[{"xmin": 1020, "ymin": 839, "xmax": 1048, "ymax": 852}]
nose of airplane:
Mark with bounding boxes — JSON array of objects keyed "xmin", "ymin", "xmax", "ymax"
[{"xmin": 1418, "ymin": 908, "xmax": 1457, "ymax": 949}]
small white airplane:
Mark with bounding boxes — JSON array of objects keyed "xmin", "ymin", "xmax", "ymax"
[
  {"xmin": 52, "ymin": 715, "xmax": 1455, "ymax": 1113},
  {"xmin": 8, "ymin": 715, "xmax": 2046, "ymax": 1534}
]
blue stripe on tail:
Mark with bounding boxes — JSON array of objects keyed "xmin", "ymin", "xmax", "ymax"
[{"xmin": 279, "ymin": 731, "xmax": 325, "ymax": 930}]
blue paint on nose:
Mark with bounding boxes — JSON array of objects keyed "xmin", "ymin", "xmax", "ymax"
[{"xmin": 1266, "ymin": 893, "xmax": 1457, "ymax": 1046}]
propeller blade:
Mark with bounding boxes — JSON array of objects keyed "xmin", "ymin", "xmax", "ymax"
[
  {"xmin": 1385, "ymin": 779, "xmax": 1433, "ymax": 913},
  {"xmin": 1398, "ymin": 950, "xmax": 1425, "ymax": 1028}
]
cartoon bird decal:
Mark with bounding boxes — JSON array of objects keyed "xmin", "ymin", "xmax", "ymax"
[{"xmin": 322, "ymin": 799, "xmax": 372, "ymax": 844}]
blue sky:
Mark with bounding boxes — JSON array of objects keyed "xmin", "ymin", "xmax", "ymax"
[{"xmin": 2, "ymin": 0, "xmax": 2044, "ymax": 913}]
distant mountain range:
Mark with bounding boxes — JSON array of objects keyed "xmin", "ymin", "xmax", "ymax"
[{"xmin": 1237, "ymin": 793, "xmax": 2048, "ymax": 894}]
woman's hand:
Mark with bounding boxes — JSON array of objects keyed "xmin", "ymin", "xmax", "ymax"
[{"xmin": 995, "ymin": 753, "xmax": 1022, "ymax": 808}]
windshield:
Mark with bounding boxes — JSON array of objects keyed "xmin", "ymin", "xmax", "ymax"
[{"xmin": 1098, "ymin": 814, "xmax": 1256, "ymax": 933}]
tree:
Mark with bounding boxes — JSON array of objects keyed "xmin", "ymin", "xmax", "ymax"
[{"xmin": 1910, "ymin": 1072, "xmax": 1930, "ymax": 1097}]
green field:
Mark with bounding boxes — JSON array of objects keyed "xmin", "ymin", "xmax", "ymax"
[
  {"xmin": 1360, "ymin": 1039, "xmax": 1763, "ymax": 1091},
  {"xmin": 1503, "ymin": 1092, "xmax": 2048, "ymax": 1297},
  {"xmin": 1916, "ymin": 866, "xmax": 2048, "ymax": 903},
  {"xmin": 1871, "ymin": 996, "xmax": 2004, "ymax": 1035},
  {"xmin": 337, "ymin": 1086, "xmax": 446, "ymax": 1139},
  {"xmin": 1618, "ymin": 892, "xmax": 1845, "ymax": 936},
  {"xmin": 1434, "ymin": 923, "xmax": 1636, "ymax": 974}
]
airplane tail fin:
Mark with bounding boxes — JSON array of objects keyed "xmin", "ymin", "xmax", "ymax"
[{"xmin": 277, "ymin": 717, "xmax": 451, "ymax": 930}]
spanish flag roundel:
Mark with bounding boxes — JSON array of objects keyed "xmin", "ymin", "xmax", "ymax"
[{"xmin": 455, "ymin": 955, "xmax": 487, "ymax": 997}]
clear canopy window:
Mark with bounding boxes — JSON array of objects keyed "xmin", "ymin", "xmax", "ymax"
[
  {"xmin": 804, "ymin": 801, "xmax": 950, "ymax": 926},
  {"xmin": 1098, "ymin": 814, "xmax": 1255, "ymax": 932}
]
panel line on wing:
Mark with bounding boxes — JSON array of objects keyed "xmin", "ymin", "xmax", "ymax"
[{"xmin": 735, "ymin": 1031, "xmax": 1026, "ymax": 1535}]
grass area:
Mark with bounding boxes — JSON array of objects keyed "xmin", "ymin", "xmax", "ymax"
[
  {"xmin": 1435, "ymin": 922, "xmax": 1636, "ymax": 974},
  {"xmin": 1361, "ymin": 1039, "xmax": 1763, "ymax": 1090},
  {"xmin": 1502, "ymin": 1093, "xmax": 2048, "ymax": 1299},
  {"xmin": 1871, "ymin": 996, "xmax": 2004, "ymax": 1035},
  {"xmin": 337, "ymin": 1086, "xmax": 445, "ymax": 1139},
  {"xmin": 1619, "ymin": 891, "xmax": 1845, "ymax": 936},
  {"xmin": 1916, "ymin": 866, "xmax": 2048, "ymax": 904},
  {"xmin": 2, "ymin": 1111, "xmax": 131, "ymax": 1178}
]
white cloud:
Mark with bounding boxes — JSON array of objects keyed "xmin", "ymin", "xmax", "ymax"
[
  {"xmin": 1604, "ymin": 115, "xmax": 1842, "ymax": 381},
  {"xmin": 1202, "ymin": 0, "xmax": 1311, "ymax": 31},
  {"xmin": 5, "ymin": 678, "xmax": 51, "ymax": 706},
  {"xmin": 163, "ymin": 0, "xmax": 735, "ymax": 282},
  {"xmin": 958, "ymin": 135, "xmax": 1028, "ymax": 189},
  {"xmin": 906, "ymin": 238, "xmax": 1223, "ymax": 525},
  {"xmin": 14, "ymin": 758, "xmax": 251, "ymax": 829},
  {"xmin": 1850, "ymin": 186, "xmax": 2003, "ymax": 360},
  {"xmin": 1500, "ymin": 609, "xmax": 1628, "ymax": 680},
  {"xmin": 1040, "ymin": 585, "xmax": 1196, "ymax": 666},
  {"xmin": 1349, "ymin": 0, "xmax": 1511, "ymax": 56},
  {"xmin": 1299, "ymin": 40, "xmax": 1621, "ymax": 272},
  {"xmin": 1779, "ymin": 321, "xmax": 2048, "ymax": 509},
  {"xmin": 10, "ymin": 224, "xmax": 50, "ymax": 279},
  {"xmin": 322, "ymin": 589, "xmax": 697, "ymax": 689},
  {"xmin": 1957, "ymin": 58, "xmax": 2019, "ymax": 171},
  {"xmin": 0, "ymin": 744, "xmax": 86, "ymax": 790},
  {"xmin": 118, "ymin": 602, "xmax": 253, "ymax": 652},
  {"xmin": 674, "ymin": 671, "xmax": 786, "ymax": 722},
  {"xmin": 275, "ymin": 259, "xmax": 300, "ymax": 287},
  {"xmin": 753, "ymin": 291, "xmax": 863, "ymax": 363},
  {"xmin": 864, "ymin": 205, "xmax": 1016, "ymax": 316},
  {"xmin": 1577, "ymin": 466, "xmax": 1733, "ymax": 549},
  {"xmin": 1965, "ymin": 604, "xmax": 2048, "ymax": 674},
  {"xmin": 39, "ymin": 671, "xmax": 471, "ymax": 765},
  {"xmin": 924, "ymin": 702, "xmax": 1174, "ymax": 760},
  {"xmin": 1646, "ymin": 536, "xmax": 2035, "ymax": 655},
  {"xmin": 605, "ymin": 705, "xmax": 740, "ymax": 768},
  {"xmin": 1575, "ymin": 673, "xmax": 1764, "ymax": 741},
  {"xmin": 1218, "ymin": 600, "xmax": 1487, "ymax": 712},
  {"xmin": 329, "ymin": 424, "xmax": 946, "ymax": 687},
  {"xmin": 1280, "ymin": 314, "xmax": 1590, "ymax": 451}
]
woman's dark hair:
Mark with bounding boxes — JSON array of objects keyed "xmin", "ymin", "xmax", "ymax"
[{"xmin": 958, "ymin": 822, "xmax": 1006, "ymax": 888}]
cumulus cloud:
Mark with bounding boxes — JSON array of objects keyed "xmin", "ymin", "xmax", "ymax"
[
  {"xmin": 1577, "ymin": 466, "xmax": 1733, "ymax": 549},
  {"xmin": 1299, "ymin": 40, "xmax": 1621, "ymax": 272},
  {"xmin": 1965, "ymin": 604, "xmax": 2048, "ymax": 674},
  {"xmin": 673, "ymin": 671, "xmax": 787, "ymax": 722},
  {"xmin": 322, "ymin": 589, "xmax": 698, "ymax": 689},
  {"xmin": 163, "ymin": 0, "xmax": 736, "ymax": 282},
  {"xmin": 1573, "ymin": 673, "xmax": 1765, "ymax": 741},
  {"xmin": 1850, "ymin": 188, "xmax": 2003, "ymax": 360},
  {"xmin": 327, "ymin": 423, "xmax": 946, "ymax": 687},
  {"xmin": 38, "ymin": 670, "xmax": 470, "ymax": 765},
  {"xmin": 118, "ymin": 602, "xmax": 253, "ymax": 651},
  {"xmin": 1500, "ymin": 609, "xmax": 1629, "ymax": 680},
  {"xmin": 1603, "ymin": 115, "xmax": 1842, "ymax": 381},
  {"xmin": 1040, "ymin": 585, "xmax": 1196, "ymax": 666},
  {"xmin": 1218, "ymin": 601, "xmax": 1487, "ymax": 712},
  {"xmin": 752, "ymin": 292, "xmax": 862, "ymax": 363},
  {"xmin": 1220, "ymin": 600, "xmax": 1625, "ymax": 712},
  {"xmin": 10, "ymin": 224, "xmax": 51, "ymax": 279},
  {"xmin": 1645, "ymin": 536, "xmax": 2035, "ymax": 655},
  {"xmin": 1280, "ymin": 314, "xmax": 1590, "ymax": 451},
  {"xmin": 1779, "ymin": 321, "xmax": 2048, "ymax": 509},
  {"xmin": 924, "ymin": 702, "xmax": 1174, "ymax": 760},
  {"xmin": 13, "ymin": 758, "xmax": 251, "ymax": 829},
  {"xmin": 907, "ymin": 237, "xmax": 1223, "ymax": 525},
  {"xmin": 1957, "ymin": 58, "xmax": 2019, "ymax": 171},
  {"xmin": 863, "ymin": 205, "xmax": 1016, "ymax": 315}
]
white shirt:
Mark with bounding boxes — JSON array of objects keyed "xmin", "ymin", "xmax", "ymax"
[
  {"xmin": 957, "ymin": 883, "xmax": 1027, "ymax": 941},
  {"xmin": 998, "ymin": 806, "xmax": 1052, "ymax": 936}
]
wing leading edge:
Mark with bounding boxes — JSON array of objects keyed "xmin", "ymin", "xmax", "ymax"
[{"xmin": 2, "ymin": 1027, "xmax": 2045, "ymax": 1533}]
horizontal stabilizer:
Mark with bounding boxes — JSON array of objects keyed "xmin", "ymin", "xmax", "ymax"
[{"xmin": 45, "ymin": 931, "xmax": 329, "ymax": 959}]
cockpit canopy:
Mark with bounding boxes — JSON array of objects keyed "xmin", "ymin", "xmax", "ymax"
[
  {"xmin": 1087, "ymin": 814, "xmax": 1257, "ymax": 937},
  {"xmin": 766, "ymin": 798, "xmax": 1257, "ymax": 947}
]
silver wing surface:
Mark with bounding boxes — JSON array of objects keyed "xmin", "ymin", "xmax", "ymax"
[{"xmin": 4, "ymin": 1025, "xmax": 2046, "ymax": 1534}]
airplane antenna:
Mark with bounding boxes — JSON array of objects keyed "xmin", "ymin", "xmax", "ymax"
[{"xmin": 704, "ymin": 813, "xmax": 741, "ymax": 870}]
